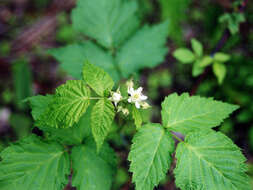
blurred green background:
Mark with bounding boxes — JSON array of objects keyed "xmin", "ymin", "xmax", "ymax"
[{"xmin": 0, "ymin": 0, "xmax": 252, "ymax": 189}]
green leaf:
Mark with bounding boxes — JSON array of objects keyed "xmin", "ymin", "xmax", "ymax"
[
  {"xmin": 71, "ymin": 0, "xmax": 139, "ymax": 48},
  {"xmin": 25, "ymin": 95, "xmax": 54, "ymax": 120},
  {"xmin": 173, "ymin": 48, "xmax": 195, "ymax": 64},
  {"xmin": 132, "ymin": 106, "xmax": 142, "ymax": 130},
  {"xmin": 91, "ymin": 99, "xmax": 115, "ymax": 151},
  {"xmin": 128, "ymin": 123, "xmax": 175, "ymax": 190},
  {"xmin": 191, "ymin": 38, "xmax": 203, "ymax": 57},
  {"xmin": 116, "ymin": 21, "xmax": 169, "ymax": 78},
  {"xmin": 214, "ymin": 52, "xmax": 231, "ymax": 62},
  {"xmin": 48, "ymin": 42, "xmax": 120, "ymax": 81},
  {"xmin": 199, "ymin": 56, "xmax": 213, "ymax": 67},
  {"xmin": 161, "ymin": 93, "xmax": 239, "ymax": 134},
  {"xmin": 37, "ymin": 80, "xmax": 90, "ymax": 128},
  {"xmin": 174, "ymin": 130, "xmax": 250, "ymax": 190},
  {"xmin": 71, "ymin": 140, "xmax": 117, "ymax": 190},
  {"xmin": 213, "ymin": 62, "xmax": 227, "ymax": 84},
  {"xmin": 82, "ymin": 62, "xmax": 114, "ymax": 96},
  {"xmin": 192, "ymin": 60, "xmax": 204, "ymax": 77},
  {"xmin": 40, "ymin": 104, "xmax": 93, "ymax": 145},
  {"xmin": 0, "ymin": 135, "xmax": 70, "ymax": 190}
]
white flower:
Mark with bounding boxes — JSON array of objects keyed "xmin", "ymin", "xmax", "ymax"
[
  {"xmin": 128, "ymin": 87, "xmax": 148, "ymax": 109},
  {"xmin": 109, "ymin": 89, "xmax": 122, "ymax": 106},
  {"xmin": 126, "ymin": 79, "xmax": 134, "ymax": 91}
]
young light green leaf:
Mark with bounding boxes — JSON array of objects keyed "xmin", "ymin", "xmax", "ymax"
[
  {"xmin": 174, "ymin": 130, "xmax": 250, "ymax": 190},
  {"xmin": 0, "ymin": 135, "xmax": 70, "ymax": 190},
  {"xmin": 37, "ymin": 80, "xmax": 90, "ymax": 128},
  {"xmin": 199, "ymin": 56, "xmax": 213, "ymax": 67},
  {"xmin": 214, "ymin": 52, "xmax": 231, "ymax": 62},
  {"xmin": 128, "ymin": 123, "xmax": 175, "ymax": 190},
  {"xmin": 48, "ymin": 42, "xmax": 119, "ymax": 81},
  {"xmin": 173, "ymin": 48, "xmax": 195, "ymax": 64},
  {"xmin": 161, "ymin": 93, "xmax": 239, "ymax": 134},
  {"xmin": 82, "ymin": 62, "xmax": 114, "ymax": 96},
  {"xmin": 132, "ymin": 106, "xmax": 142, "ymax": 130},
  {"xmin": 192, "ymin": 60, "xmax": 204, "ymax": 77},
  {"xmin": 71, "ymin": 0, "xmax": 139, "ymax": 48},
  {"xmin": 213, "ymin": 62, "xmax": 227, "ymax": 84},
  {"xmin": 191, "ymin": 38, "xmax": 203, "ymax": 57},
  {"xmin": 71, "ymin": 141, "xmax": 117, "ymax": 190},
  {"xmin": 91, "ymin": 99, "xmax": 115, "ymax": 151},
  {"xmin": 116, "ymin": 21, "xmax": 169, "ymax": 78},
  {"xmin": 25, "ymin": 95, "xmax": 54, "ymax": 120}
]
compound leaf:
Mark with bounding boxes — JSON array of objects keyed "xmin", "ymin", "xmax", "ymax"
[
  {"xmin": 48, "ymin": 42, "xmax": 119, "ymax": 81},
  {"xmin": 91, "ymin": 99, "xmax": 115, "ymax": 151},
  {"xmin": 82, "ymin": 62, "xmax": 114, "ymax": 96},
  {"xmin": 116, "ymin": 21, "xmax": 169, "ymax": 78},
  {"xmin": 161, "ymin": 93, "xmax": 239, "ymax": 134},
  {"xmin": 0, "ymin": 135, "xmax": 70, "ymax": 190},
  {"xmin": 71, "ymin": 140, "xmax": 117, "ymax": 190},
  {"xmin": 174, "ymin": 130, "xmax": 250, "ymax": 190},
  {"xmin": 37, "ymin": 80, "xmax": 90, "ymax": 128},
  {"xmin": 128, "ymin": 123, "xmax": 175, "ymax": 190},
  {"xmin": 71, "ymin": 0, "xmax": 139, "ymax": 48}
]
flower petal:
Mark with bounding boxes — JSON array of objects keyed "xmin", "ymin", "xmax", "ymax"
[
  {"xmin": 137, "ymin": 87, "xmax": 143, "ymax": 93},
  {"xmin": 128, "ymin": 98, "xmax": 132, "ymax": 103},
  {"xmin": 140, "ymin": 95, "xmax": 147, "ymax": 100},
  {"xmin": 135, "ymin": 102, "xmax": 140, "ymax": 109}
]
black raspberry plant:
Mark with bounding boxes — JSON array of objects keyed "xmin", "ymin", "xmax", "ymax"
[{"xmin": 0, "ymin": 62, "xmax": 250, "ymax": 190}]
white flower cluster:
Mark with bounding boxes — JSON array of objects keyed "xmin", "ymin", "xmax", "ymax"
[{"xmin": 109, "ymin": 80, "xmax": 150, "ymax": 115}]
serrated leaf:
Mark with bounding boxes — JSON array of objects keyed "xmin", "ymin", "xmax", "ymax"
[
  {"xmin": 214, "ymin": 52, "xmax": 231, "ymax": 62},
  {"xmin": 71, "ymin": 140, "xmax": 117, "ymax": 190},
  {"xmin": 173, "ymin": 48, "xmax": 195, "ymax": 64},
  {"xmin": 191, "ymin": 38, "xmax": 203, "ymax": 57},
  {"xmin": 25, "ymin": 95, "xmax": 54, "ymax": 120},
  {"xmin": 40, "ymin": 104, "xmax": 93, "ymax": 145},
  {"xmin": 37, "ymin": 80, "xmax": 90, "ymax": 128},
  {"xmin": 213, "ymin": 62, "xmax": 226, "ymax": 85},
  {"xmin": 48, "ymin": 42, "xmax": 120, "ymax": 81},
  {"xmin": 116, "ymin": 21, "xmax": 169, "ymax": 78},
  {"xmin": 82, "ymin": 62, "xmax": 114, "ymax": 96},
  {"xmin": 174, "ymin": 130, "xmax": 250, "ymax": 190},
  {"xmin": 71, "ymin": 0, "xmax": 139, "ymax": 48},
  {"xmin": 161, "ymin": 93, "xmax": 239, "ymax": 134},
  {"xmin": 128, "ymin": 123, "xmax": 175, "ymax": 190},
  {"xmin": 132, "ymin": 106, "xmax": 142, "ymax": 130},
  {"xmin": 91, "ymin": 99, "xmax": 115, "ymax": 150},
  {"xmin": 0, "ymin": 135, "xmax": 70, "ymax": 190}
]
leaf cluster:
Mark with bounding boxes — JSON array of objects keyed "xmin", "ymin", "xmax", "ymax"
[{"xmin": 173, "ymin": 38, "xmax": 231, "ymax": 84}]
